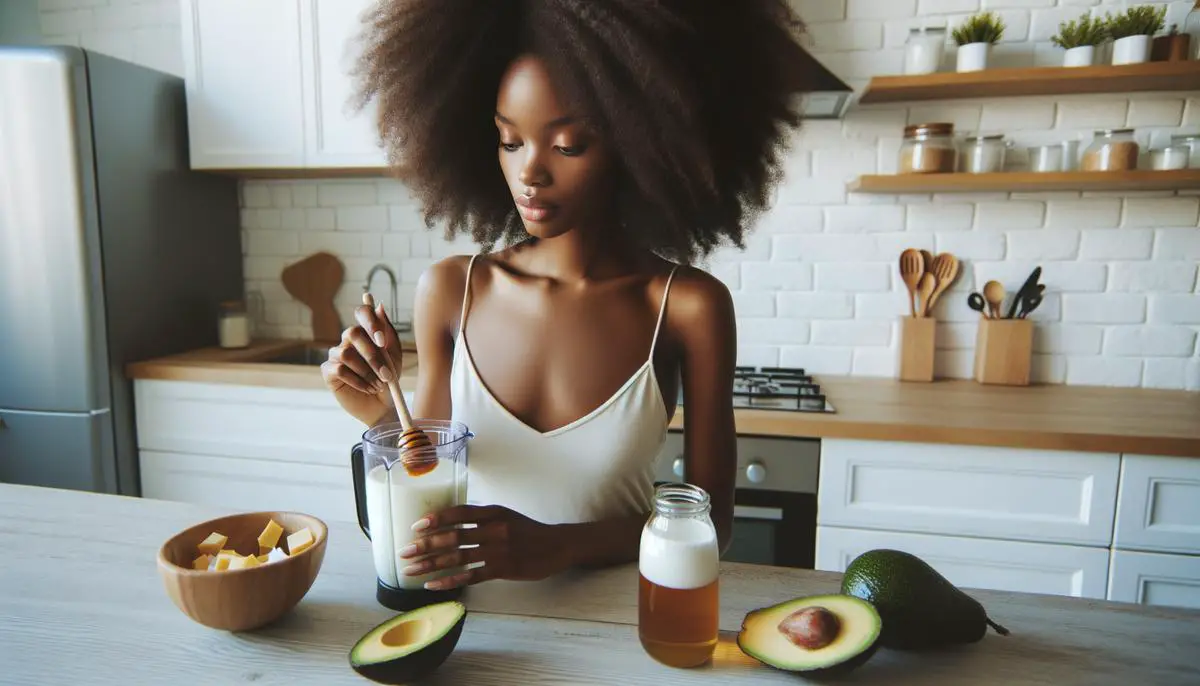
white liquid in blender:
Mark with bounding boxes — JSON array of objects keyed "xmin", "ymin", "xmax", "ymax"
[{"xmin": 365, "ymin": 459, "xmax": 458, "ymax": 590}]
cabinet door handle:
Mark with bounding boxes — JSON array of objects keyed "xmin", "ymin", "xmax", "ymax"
[{"xmin": 0, "ymin": 416, "xmax": 6, "ymax": 430}]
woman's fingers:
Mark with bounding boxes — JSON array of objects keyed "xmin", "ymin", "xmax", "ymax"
[
  {"xmin": 333, "ymin": 344, "xmax": 385, "ymax": 395},
  {"xmin": 354, "ymin": 304, "xmax": 388, "ymax": 349},
  {"xmin": 403, "ymin": 544, "xmax": 489, "ymax": 577},
  {"xmin": 344, "ymin": 322, "xmax": 394, "ymax": 383},
  {"xmin": 423, "ymin": 563, "xmax": 497, "ymax": 591},
  {"xmin": 400, "ymin": 520, "xmax": 500, "ymax": 559},
  {"xmin": 375, "ymin": 303, "xmax": 405, "ymax": 369}
]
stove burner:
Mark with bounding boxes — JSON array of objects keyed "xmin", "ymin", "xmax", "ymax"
[{"xmin": 729, "ymin": 366, "xmax": 835, "ymax": 413}]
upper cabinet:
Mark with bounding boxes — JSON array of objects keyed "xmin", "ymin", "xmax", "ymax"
[{"xmin": 179, "ymin": 0, "xmax": 387, "ymax": 172}]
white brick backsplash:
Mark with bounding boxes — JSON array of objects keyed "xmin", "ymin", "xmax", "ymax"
[
  {"xmin": 825, "ymin": 205, "xmax": 904, "ymax": 233},
  {"xmin": 1109, "ymin": 262, "xmax": 1197, "ymax": 293},
  {"xmin": 706, "ymin": 262, "xmax": 740, "ymax": 290},
  {"xmin": 318, "ymin": 183, "xmax": 377, "ymax": 207},
  {"xmin": 780, "ymin": 346, "xmax": 854, "ymax": 374},
  {"xmin": 265, "ymin": 303, "xmax": 300, "ymax": 326},
  {"xmin": 855, "ymin": 293, "xmax": 909, "ymax": 321},
  {"xmin": 1149, "ymin": 295, "xmax": 1200, "ymax": 324},
  {"xmin": 934, "ymin": 231, "xmax": 1006, "ymax": 260},
  {"xmin": 244, "ymin": 257, "xmax": 288, "ymax": 281},
  {"xmin": 292, "ymin": 185, "xmax": 318, "ymax": 208},
  {"xmin": 301, "ymin": 232, "xmax": 374, "ymax": 257},
  {"xmin": 41, "ymin": 9, "xmax": 93, "ymax": 34},
  {"xmin": 981, "ymin": 1, "xmax": 1054, "ymax": 10},
  {"xmin": 909, "ymin": 105, "xmax": 982, "ymax": 133},
  {"xmin": 852, "ymin": 347, "xmax": 897, "ymax": 377},
  {"xmin": 777, "ymin": 176, "xmax": 846, "ymax": 205},
  {"xmin": 814, "ymin": 263, "xmax": 891, "ymax": 292},
  {"xmin": 980, "ymin": 102, "xmax": 1056, "ymax": 131},
  {"xmin": 811, "ymin": 321, "xmax": 892, "ymax": 346},
  {"xmin": 270, "ymin": 185, "xmax": 292, "ymax": 208},
  {"xmin": 731, "ymin": 293, "xmax": 776, "ymax": 318},
  {"xmin": 377, "ymin": 181, "xmax": 415, "ymax": 205},
  {"xmin": 741, "ymin": 262, "xmax": 814, "ymax": 291},
  {"xmin": 1123, "ymin": 197, "xmax": 1200, "ymax": 227},
  {"xmin": 1079, "ymin": 230, "xmax": 1153, "ymax": 260},
  {"xmin": 1031, "ymin": 354, "xmax": 1067, "ymax": 385},
  {"xmin": 1045, "ymin": 199, "xmax": 1121, "ymax": 229},
  {"xmin": 994, "ymin": 10, "xmax": 1032, "ymax": 43},
  {"xmin": 935, "ymin": 323, "xmax": 977, "ymax": 350},
  {"xmin": 737, "ymin": 346, "xmax": 781, "ymax": 368},
  {"xmin": 1007, "ymin": 230, "xmax": 1080, "ymax": 260},
  {"xmin": 842, "ymin": 108, "xmax": 909, "ymax": 143},
  {"xmin": 1185, "ymin": 98, "xmax": 1200, "ymax": 128},
  {"xmin": 934, "ymin": 350, "xmax": 975, "ymax": 379},
  {"xmin": 389, "ymin": 206, "xmax": 428, "ymax": 233},
  {"xmin": 1142, "ymin": 358, "xmax": 1189, "ymax": 391},
  {"xmin": 381, "ymin": 234, "xmax": 410, "ymax": 259},
  {"xmin": 819, "ymin": 49, "xmax": 907, "ymax": 80},
  {"xmin": 755, "ymin": 206, "xmax": 824, "ymax": 234},
  {"xmin": 305, "ymin": 208, "xmax": 336, "ymax": 231},
  {"xmin": 1126, "ymin": 99, "xmax": 1185, "ymax": 128},
  {"xmin": 1030, "ymin": 6, "xmax": 1092, "ymax": 41},
  {"xmin": 918, "ymin": 0, "xmax": 979, "ymax": 13},
  {"xmin": 1055, "ymin": 100, "xmax": 1129, "ymax": 130},
  {"xmin": 873, "ymin": 233, "xmax": 935, "ymax": 261},
  {"xmin": 813, "ymin": 147, "xmax": 879, "ymax": 182},
  {"xmin": 1033, "ymin": 324, "xmax": 1104, "ymax": 355},
  {"xmin": 778, "ymin": 293, "xmax": 854, "ymax": 319},
  {"xmin": 1066, "ymin": 357, "xmax": 1144, "ymax": 388},
  {"xmin": 793, "ymin": 0, "xmax": 847, "ymax": 22},
  {"xmin": 279, "ymin": 208, "xmax": 306, "ymax": 229},
  {"xmin": 975, "ymin": 201, "xmax": 1045, "ymax": 230},
  {"xmin": 245, "ymin": 231, "xmax": 298, "ymax": 257},
  {"xmin": 1063, "ymin": 294, "xmax": 1146, "ymax": 324},
  {"xmin": 1187, "ymin": 360, "xmax": 1200, "ymax": 392},
  {"xmin": 847, "ymin": 0, "xmax": 916, "ymax": 18},
  {"xmin": 738, "ymin": 318, "xmax": 811, "ymax": 345},
  {"xmin": 774, "ymin": 235, "xmax": 869, "ymax": 261},
  {"xmin": 241, "ymin": 208, "xmax": 281, "ymax": 231},
  {"xmin": 906, "ymin": 203, "xmax": 974, "ymax": 232},
  {"xmin": 808, "ymin": 21, "xmax": 884, "ymax": 50},
  {"xmin": 1105, "ymin": 327, "xmax": 1197, "ymax": 357},
  {"xmin": 337, "ymin": 206, "xmax": 389, "ymax": 232},
  {"xmin": 242, "ymin": 184, "xmax": 272, "ymax": 208},
  {"xmin": 1038, "ymin": 262, "xmax": 1107, "ymax": 293},
  {"xmin": 1154, "ymin": 229, "xmax": 1200, "ymax": 261}
]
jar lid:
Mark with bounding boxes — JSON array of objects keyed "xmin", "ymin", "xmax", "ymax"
[
  {"xmin": 963, "ymin": 134, "xmax": 1006, "ymax": 142},
  {"xmin": 905, "ymin": 122, "xmax": 954, "ymax": 137},
  {"xmin": 909, "ymin": 26, "xmax": 946, "ymax": 33},
  {"xmin": 1170, "ymin": 133, "xmax": 1199, "ymax": 142},
  {"xmin": 1094, "ymin": 128, "xmax": 1135, "ymax": 136}
]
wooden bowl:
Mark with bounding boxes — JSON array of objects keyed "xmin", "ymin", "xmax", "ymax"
[{"xmin": 157, "ymin": 511, "xmax": 328, "ymax": 632}]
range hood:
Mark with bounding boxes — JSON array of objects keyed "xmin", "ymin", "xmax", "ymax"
[{"xmin": 795, "ymin": 49, "xmax": 855, "ymax": 120}]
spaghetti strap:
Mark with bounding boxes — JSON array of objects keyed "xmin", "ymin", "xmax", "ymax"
[
  {"xmin": 458, "ymin": 254, "xmax": 480, "ymax": 336},
  {"xmin": 648, "ymin": 265, "xmax": 679, "ymax": 360}
]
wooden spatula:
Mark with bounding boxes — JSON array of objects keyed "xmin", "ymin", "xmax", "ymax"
[
  {"xmin": 924, "ymin": 253, "xmax": 961, "ymax": 316},
  {"xmin": 899, "ymin": 249, "xmax": 924, "ymax": 318},
  {"xmin": 281, "ymin": 252, "xmax": 344, "ymax": 344}
]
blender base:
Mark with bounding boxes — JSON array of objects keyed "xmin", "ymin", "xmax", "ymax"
[{"xmin": 376, "ymin": 579, "xmax": 464, "ymax": 612}]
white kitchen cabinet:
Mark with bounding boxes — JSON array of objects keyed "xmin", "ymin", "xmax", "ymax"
[
  {"xmin": 816, "ymin": 525, "xmax": 1112, "ymax": 600},
  {"xmin": 818, "ymin": 438, "xmax": 1120, "ymax": 547},
  {"xmin": 179, "ymin": 0, "xmax": 386, "ymax": 170},
  {"xmin": 1107, "ymin": 550, "xmax": 1200, "ymax": 610},
  {"xmin": 299, "ymin": 0, "xmax": 388, "ymax": 167},
  {"xmin": 179, "ymin": 0, "xmax": 307, "ymax": 169},
  {"xmin": 1113, "ymin": 454, "xmax": 1200, "ymax": 556}
]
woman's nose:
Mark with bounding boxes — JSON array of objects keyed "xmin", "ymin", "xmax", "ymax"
[{"xmin": 518, "ymin": 148, "xmax": 549, "ymax": 187}]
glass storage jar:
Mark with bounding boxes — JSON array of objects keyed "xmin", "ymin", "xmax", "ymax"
[
  {"xmin": 1081, "ymin": 129, "xmax": 1140, "ymax": 172},
  {"xmin": 218, "ymin": 300, "xmax": 251, "ymax": 349},
  {"xmin": 904, "ymin": 26, "xmax": 946, "ymax": 75},
  {"xmin": 638, "ymin": 483, "xmax": 719, "ymax": 669},
  {"xmin": 1170, "ymin": 134, "xmax": 1200, "ymax": 168},
  {"xmin": 1149, "ymin": 145, "xmax": 1190, "ymax": 170},
  {"xmin": 959, "ymin": 135, "xmax": 1009, "ymax": 174},
  {"xmin": 899, "ymin": 123, "xmax": 957, "ymax": 174}
]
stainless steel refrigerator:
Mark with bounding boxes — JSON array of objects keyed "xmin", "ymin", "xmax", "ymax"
[{"xmin": 0, "ymin": 45, "xmax": 243, "ymax": 496}]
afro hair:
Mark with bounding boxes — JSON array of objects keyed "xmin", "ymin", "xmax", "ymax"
[{"xmin": 351, "ymin": 0, "xmax": 822, "ymax": 265}]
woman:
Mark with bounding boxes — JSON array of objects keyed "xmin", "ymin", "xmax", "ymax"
[{"xmin": 321, "ymin": 0, "xmax": 819, "ymax": 592}]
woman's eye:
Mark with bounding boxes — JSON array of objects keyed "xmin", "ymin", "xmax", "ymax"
[
  {"xmin": 557, "ymin": 145, "xmax": 585, "ymax": 157},
  {"xmin": 500, "ymin": 142, "xmax": 521, "ymax": 152}
]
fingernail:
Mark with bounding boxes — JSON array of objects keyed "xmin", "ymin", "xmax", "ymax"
[
  {"xmin": 398, "ymin": 544, "xmax": 418, "ymax": 558},
  {"xmin": 373, "ymin": 331, "xmax": 385, "ymax": 346},
  {"xmin": 411, "ymin": 517, "xmax": 431, "ymax": 532},
  {"xmin": 424, "ymin": 580, "xmax": 445, "ymax": 591},
  {"xmin": 402, "ymin": 562, "xmax": 428, "ymax": 575},
  {"xmin": 378, "ymin": 366, "xmax": 393, "ymax": 382}
]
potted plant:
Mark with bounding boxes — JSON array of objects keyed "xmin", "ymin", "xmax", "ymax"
[
  {"xmin": 1051, "ymin": 13, "xmax": 1109, "ymax": 67},
  {"xmin": 1105, "ymin": 5, "xmax": 1168, "ymax": 65},
  {"xmin": 952, "ymin": 11, "xmax": 1006, "ymax": 72}
]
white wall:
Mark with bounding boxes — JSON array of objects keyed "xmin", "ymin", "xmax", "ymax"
[
  {"xmin": 1, "ymin": 0, "xmax": 42, "ymax": 45},
  {"xmin": 39, "ymin": 0, "xmax": 1200, "ymax": 390}
]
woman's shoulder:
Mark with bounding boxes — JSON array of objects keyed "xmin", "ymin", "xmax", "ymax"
[
  {"xmin": 413, "ymin": 254, "xmax": 485, "ymax": 335},
  {"xmin": 658, "ymin": 262, "xmax": 736, "ymax": 349}
]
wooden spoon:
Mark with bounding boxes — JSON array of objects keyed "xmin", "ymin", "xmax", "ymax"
[
  {"xmin": 916, "ymin": 272, "xmax": 937, "ymax": 319},
  {"xmin": 362, "ymin": 292, "xmax": 436, "ymax": 475},
  {"xmin": 923, "ymin": 253, "xmax": 961, "ymax": 316},
  {"xmin": 983, "ymin": 280, "xmax": 1006, "ymax": 320},
  {"xmin": 920, "ymin": 249, "xmax": 935, "ymax": 277},
  {"xmin": 899, "ymin": 249, "xmax": 924, "ymax": 318},
  {"xmin": 281, "ymin": 252, "xmax": 344, "ymax": 344}
]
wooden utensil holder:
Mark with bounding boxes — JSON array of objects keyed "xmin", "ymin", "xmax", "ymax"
[
  {"xmin": 973, "ymin": 318, "xmax": 1034, "ymax": 386},
  {"xmin": 898, "ymin": 316, "xmax": 936, "ymax": 383}
]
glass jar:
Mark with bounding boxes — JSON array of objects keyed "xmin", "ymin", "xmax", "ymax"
[
  {"xmin": 898, "ymin": 123, "xmax": 957, "ymax": 174},
  {"xmin": 904, "ymin": 26, "xmax": 946, "ymax": 75},
  {"xmin": 1081, "ymin": 129, "xmax": 1140, "ymax": 172},
  {"xmin": 1149, "ymin": 145, "xmax": 1190, "ymax": 171},
  {"xmin": 638, "ymin": 483, "xmax": 719, "ymax": 669},
  {"xmin": 1170, "ymin": 134, "xmax": 1200, "ymax": 169},
  {"xmin": 1184, "ymin": 1, "xmax": 1200, "ymax": 60},
  {"xmin": 1028, "ymin": 145, "xmax": 1065, "ymax": 173},
  {"xmin": 218, "ymin": 300, "xmax": 250, "ymax": 349},
  {"xmin": 959, "ymin": 135, "xmax": 1009, "ymax": 174}
]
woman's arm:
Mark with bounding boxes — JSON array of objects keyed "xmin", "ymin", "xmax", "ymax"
[{"xmin": 408, "ymin": 257, "xmax": 472, "ymax": 421}]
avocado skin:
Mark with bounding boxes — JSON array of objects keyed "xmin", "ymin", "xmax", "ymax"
[
  {"xmin": 737, "ymin": 595, "xmax": 882, "ymax": 675},
  {"xmin": 840, "ymin": 549, "xmax": 1008, "ymax": 651},
  {"xmin": 349, "ymin": 612, "xmax": 466, "ymax": 684},
  {"xmin": 747, "ymin": 636, "xmax": 881, "ymax": 676}
]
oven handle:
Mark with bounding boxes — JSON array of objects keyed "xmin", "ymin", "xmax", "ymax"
[{"xmin": 734, "ymin": 505, "xmax": 783, "ymax": 521}]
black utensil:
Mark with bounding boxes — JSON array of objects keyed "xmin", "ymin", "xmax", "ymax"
[
  {"xmin": 1017, "ymin": 293, "xmax": 1043, "ymax": 319},
  {"xmin": 1005, "ymin": 266, "xmax": 1043, "ymax": 320},
  {"xmin": 968, "ymin": 292, "xmax": 990, "ymax": 319}
]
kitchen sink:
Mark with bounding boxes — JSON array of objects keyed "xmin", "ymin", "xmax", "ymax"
[{"xmin": 257, "ymin": 343, "xmax": 329, "ymax": 367}]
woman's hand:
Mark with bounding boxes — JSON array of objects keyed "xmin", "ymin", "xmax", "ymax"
[
  {"xmin": 398, "ymin": 505, "xmax": 572, "ymax": 591},
  {"xmin": 320, "ymin": 299, "xmax": 405, "ymax": 426}
]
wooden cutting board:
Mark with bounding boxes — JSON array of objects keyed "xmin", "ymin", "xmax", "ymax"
[{"xmin": 281, "ymin": 252, "xmax": 344, "ymax": 344}]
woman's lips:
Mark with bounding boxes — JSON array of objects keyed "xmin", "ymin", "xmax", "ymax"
[{"xmin": 516, "ymin": 196, "xmax": 558, "ymax": 223}]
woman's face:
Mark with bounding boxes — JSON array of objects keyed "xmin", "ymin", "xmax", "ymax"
[{"xmin": 495, "ymin": 54, "xmax": 614, "ymax": 239}]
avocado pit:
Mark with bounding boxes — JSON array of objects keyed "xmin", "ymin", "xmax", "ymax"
[{"xmin": 779, "ymin": 606, "xmax": 841, "ymax": 650}]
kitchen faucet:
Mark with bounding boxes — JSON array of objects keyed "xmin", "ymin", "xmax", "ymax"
[{"xmin": 363, "ymin": 264, "xmax": 412, "ymax": 340}]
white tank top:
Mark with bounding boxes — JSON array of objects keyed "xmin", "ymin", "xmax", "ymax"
[{"xmin": 449, "ymin": 254, "xmax": 678, "ymax": 525}]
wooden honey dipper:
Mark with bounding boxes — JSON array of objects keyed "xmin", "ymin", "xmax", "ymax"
[{"xmin": 361, "ymin": 292, "xmax": 437, "ymax": 476}]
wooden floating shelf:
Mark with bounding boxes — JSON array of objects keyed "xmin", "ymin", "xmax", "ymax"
[
  {"xmin": 201, "ymin": 167, "xmax": 390, "ymax": 180},
  {"xmin": 859, "ymin": 61, "xmax": 1200, "ymax": 105},
  {"xmin": 848, "ymin": 170, "xmax": 1200, "ymax": 194}
]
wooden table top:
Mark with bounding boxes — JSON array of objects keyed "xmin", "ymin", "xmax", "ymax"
[
  {"xmin": 3, "ymin": 484, "xmax": 1199, "ymax": 685},
  {"xmin": 127, "ymin": 339, "xmax": 1200, "ymax": 458}
]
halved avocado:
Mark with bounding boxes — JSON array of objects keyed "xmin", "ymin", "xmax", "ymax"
[
  {"xmin": 349, "ymin": 601, "xmax": 467, "ymax": 684},
  {"xmin": 737, "ymin": 594, "xmax": 881, "ymax": 674}
]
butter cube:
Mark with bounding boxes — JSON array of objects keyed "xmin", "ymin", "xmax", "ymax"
[
  {"xmin": 286, "ymin": 527, "xmax": 315, "ymax": 556},
  {"xmin": 266, "ymin": 547, "xmax": 289, "ymax": 564},
  {"xmin": 193, "ymin": 554, "xmax": 211, "ymax": 571},
  {"xmin": 257, "ymin": 519, "xmax": 284, "ymax": 552},
  {"xmin": 214, "ymin": 555, "xmax": 232, "ymax": 571},
  {"xmin": 256, "ymin": 554, "xmax": 270, "ymax": 564},
  {"xmin": 196, "ymin": 532, "xmax": 228, "ymax": 555},
  {"xmin": 239, "ymin": 554, "xmax": 262, "ymax": 569}
]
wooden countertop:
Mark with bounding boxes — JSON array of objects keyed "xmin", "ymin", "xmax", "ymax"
[
  {"xmin": 5, "ymin": 484, "xmax": 1199, "ymax": 685},
  {"xmin": 126, "ymin": 339, "xmax": 1200, "ymax": 458}
]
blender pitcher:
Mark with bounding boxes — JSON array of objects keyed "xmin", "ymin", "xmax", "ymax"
[{"xmin": 351, "ymin": 419, "xmax": 472, "ymax": 611}]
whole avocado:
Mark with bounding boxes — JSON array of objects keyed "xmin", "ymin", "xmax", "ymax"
[{"xmin": 840, "ymin": 549, "xmax": 1010, "ymax": 651}]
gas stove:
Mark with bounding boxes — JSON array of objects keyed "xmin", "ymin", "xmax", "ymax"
[{"xmin": 676, "ymin": 366, "xmax": 836, "ymax": 413}]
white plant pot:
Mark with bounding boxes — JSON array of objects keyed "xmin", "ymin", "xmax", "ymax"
[
  {"xmin": 956, "ymin": 42, "xmax": 991, "ymax": 72},
  {"xmin": 1063, "ymin": 45, "xmax": 1095, "ymax": 68},
  {"xmin": 1111, "ymin": 35, "xmax": 1152, "ymax": 65}
]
